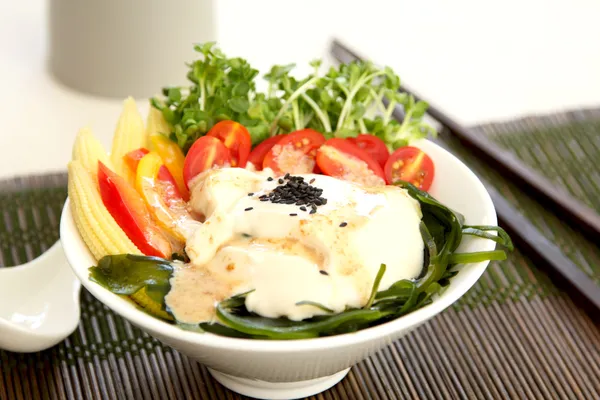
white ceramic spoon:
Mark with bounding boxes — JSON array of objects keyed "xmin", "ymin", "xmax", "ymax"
[{"xmin": 0, "ymin": 241, "xmax": 81, "ymax": 353}]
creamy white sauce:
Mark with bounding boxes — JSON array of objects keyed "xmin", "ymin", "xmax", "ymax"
[{"xmin": 164, "ymin": 168, "xmax": 424, "ymax": 324}]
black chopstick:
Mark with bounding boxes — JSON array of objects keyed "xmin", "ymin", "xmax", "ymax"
[
  {"xmin": 330, "ymin": 39, "xmax": 600, "ymax": 245},
  {"xmin": 330, "ymin": 39, "xmax": 600, "ymax": 314},
  {"xmin": 483, "ymin": 184, "xmax": 600, "ymax": 312}
]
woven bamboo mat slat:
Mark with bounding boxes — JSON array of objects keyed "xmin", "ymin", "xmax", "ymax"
[{"xmin": 1, "ymin": 110, "xmax": 599, "ymax": 400}]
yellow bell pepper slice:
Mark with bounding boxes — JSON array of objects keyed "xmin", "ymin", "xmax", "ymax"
[{"xmin": 149, "ymin": 134, "xmax": 189, "ymax": 201}]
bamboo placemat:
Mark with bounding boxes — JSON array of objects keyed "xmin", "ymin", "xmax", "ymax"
[{"xmin": 1, "ymin": 109, "xmax": 599, "ymax": 400}]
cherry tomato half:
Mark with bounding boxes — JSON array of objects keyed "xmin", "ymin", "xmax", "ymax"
[
  {"xmin": 316, "ymin": 138, "xmax": 386, "ymax": 186},
  {"xmin": 183, "ymin": 136, "xmax": 232, "ymax": 188},
  {"xmin": 347, "ymin": 134, "xmax": 390, "ymax": 168},
  {"xmin": 263, "ymin": 129, "xmax": 326, "ymax": 175},
  {"xmin": 207, "ymin": 120, "xmax": 252, "ymax": 168},
  {"xmin": 247, "ymin": 134, "xmax": 285, "ymax": 170},
  {"xmin": 384, "ymin": 146, "xmax": 435, "ymax": 191}
]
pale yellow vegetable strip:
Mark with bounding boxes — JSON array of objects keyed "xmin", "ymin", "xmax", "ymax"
[
  {"xmin": 68, "ymin": 160, "xmax": 141, "ymax": 259},
  {"xmin": 72, "ymin": 127, "xmax": 113, "ymax": 174},
  {"xmin": 110, "ymin": 97, "xmax": 147, "ymax": 185},
  {"xmin": 146, "ymin": 106, "xmax": 172, "ymax": 137}
]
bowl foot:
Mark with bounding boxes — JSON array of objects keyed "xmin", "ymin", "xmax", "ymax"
[{"xmin": 207, "ymin": 367, "xmax": 350, "ymax": 399}]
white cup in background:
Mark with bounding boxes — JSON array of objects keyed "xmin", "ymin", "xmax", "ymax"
[{"xmin": 48, "ymin": 0, "xmax": 216, "ymax": 99}]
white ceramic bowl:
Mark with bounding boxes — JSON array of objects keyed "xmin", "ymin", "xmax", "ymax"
[{"xmin": 60, "ymin": 139, "xmax": 497, "ymax": 400}]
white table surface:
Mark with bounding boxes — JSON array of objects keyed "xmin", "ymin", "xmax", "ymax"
[{"xmin": 1, "ymin": 0, "xmax": 599, "ymax": 180}]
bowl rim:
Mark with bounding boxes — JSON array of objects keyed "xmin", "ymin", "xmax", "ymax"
[{"xmin": 60, "ymin": 139, "xmax": 497, "ymax": 352}]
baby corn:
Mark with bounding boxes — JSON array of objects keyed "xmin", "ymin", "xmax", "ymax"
[
  {"xmin": 72, "ymin": 127, "xmax": 114, "ymax": 175},
  {"xmin": 110, "ymin": 97, "xmax": 147, "ymax": 185},
  {"xmin": 146, "ymin": 106, "xmax": 172, "ymax": 138}
]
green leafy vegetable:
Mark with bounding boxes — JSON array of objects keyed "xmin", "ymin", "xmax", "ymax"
[
  {"xmin": 199, "ymin": 322, "xmax": 260, "ymax": 339},
  {"xmin": 295, "ymin": 301, "xmax": 334, "ymax": 313},
  {"xmin": 375, "ymin": 279, "xmax": 416, "ymax": 301},
  {"xmin": 90, "ymin": 254, "xmax": 174, "ymax": 305},
  {"xmin": 150, "ymin": 43, "xmax": 437, "ymax": 154},
  {"xmin": 448, "ymin": 250, "xmax": 507, "ymax": 264},
  {"xmin": 462, "ymin": 225, "xmax": 514, "ymax": 250},
  {"xmin": 364, "ymin": 264, "xmax": 386, "ymax": 308},
  {"xmin": 215, "ymin": 295, "xmax": 392, "ymax": 340},
  {"xmin": 396, "ymin": 181, "xmax": 464, "ymax": 293}
]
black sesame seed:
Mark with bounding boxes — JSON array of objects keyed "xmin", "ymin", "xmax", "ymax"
[
  {"xmin": 310, "ymin": 209, "xmax": 317, "ymax": 214},
  {"xmin": 300, "ymin": 206, "xmax": 307, "ymax": 211},
  {"xmin": 260, "ymin": 198, "xmax": 269, "ymax": 202},
  {"xmin": 261, "ymin": 174, "xmax": 327, "ymax": 210},
  {"xmin": 245, "ymin": 207, "xmax": 254, "ymax": 211},
  {"xmin": 309, "ymin": 178, "xmax": 316, "ymax": 184},
  {"xmin": 267, "ymin": 177, "xmax": 274, "ymax": 181},
  {"xmin": 248, "ymin": 192, "xmax": 254, "ymax": 196},
  {"xmin": 339, "ymin": 222, "xmax": 348, "ymax": 227},
  {"xmin": 289, "ymin": 213, "xmax": 297, "ymax": 217},
  {"xmin": 319, "ymin": 270, "xmax": 329, "ymax": 276}
]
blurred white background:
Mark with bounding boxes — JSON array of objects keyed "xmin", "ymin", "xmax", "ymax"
[{"xmin": 1, "ymin": 0, "xmax": 599, "ymax": 179}]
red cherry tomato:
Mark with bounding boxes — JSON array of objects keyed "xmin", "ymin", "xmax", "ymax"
[
  {"xmin": 316, "ymin": 138, "xmax": 386, "ymax": 186},
  {"xmin": 263, "ymin": 129, "xmax": 326, "ymax": 175},
  {"xmin": 348, "ymin": 134, "xmax": 390, "ymax": 168},
  {"xmin": 206, "ymin": 120, "xmax": 252, "ymax": 168},
  {"xmin": 247, "ymin": 135, "xmax": 285, "ymax": 170},
  {"xmin": 183, "ymin": 136, "xmax": 231, "ymax": 188},
  {"xmin": 384, "ymin": 146, "xmax": 435, "ymax": 191},
  {"xmin": 97, "ymin": 161, "xmax": 172, "ymax": 258}
]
